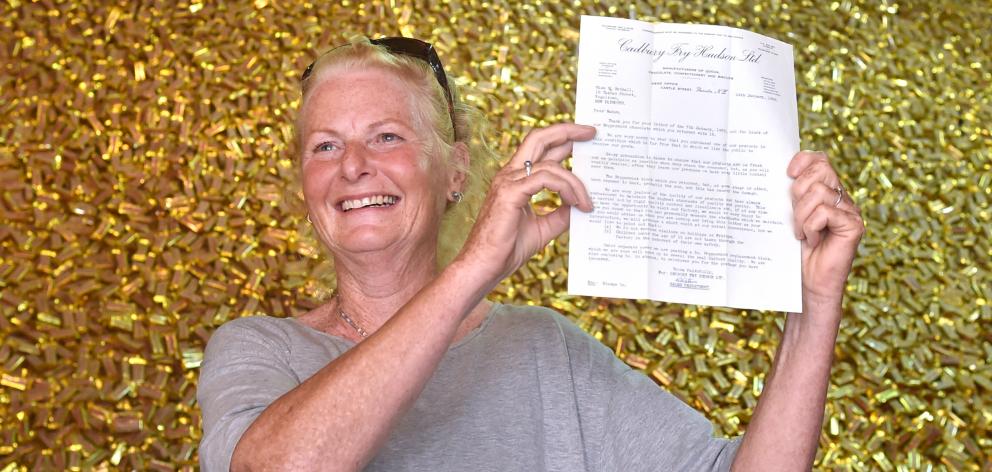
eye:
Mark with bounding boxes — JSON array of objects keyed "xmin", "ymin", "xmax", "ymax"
[
  {"xmin": 313, "ymin": 141, "xmax": 338, "ymax": 153},
  {"xmin": 377, "ymin": 132, "xmax": 403, "ymax": 144}
]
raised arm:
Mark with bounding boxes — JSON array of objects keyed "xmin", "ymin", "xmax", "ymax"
[
  {"xmin": 731, "ymin": 151, "xmax": 864, "ymax": 470},
  {"xmin": 211, "ymin": 124, "xmax": 596, "ymax": 472}
]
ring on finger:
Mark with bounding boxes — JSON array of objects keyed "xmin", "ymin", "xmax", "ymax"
[
  {"xmin": 524, "ymin": 160, "xmax": 532, "ymax": 177},
  {"xmin": 833, "ymin": 185, "xmax": 844, "ymax": 207}
]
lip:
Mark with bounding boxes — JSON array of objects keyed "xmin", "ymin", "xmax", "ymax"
[{"xmin": 335, "ymin": 192, "xmax": 401, "ymax": 212}]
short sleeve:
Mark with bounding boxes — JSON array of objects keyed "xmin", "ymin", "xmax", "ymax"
[
  {"xmin": 553, "ymin": 314, "xmax": 740, "ymax": 471},
  {"xmin": 197, "ymin": 318, "xmax": 302, "ymax": 472}
]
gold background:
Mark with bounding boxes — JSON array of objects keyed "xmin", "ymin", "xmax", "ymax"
[{"xmin": 1, "ymin": 0, "xmax": 990, "ymax": 469}]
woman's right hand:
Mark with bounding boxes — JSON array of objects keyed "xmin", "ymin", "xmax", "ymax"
[{"xmin": 454, "ymin": 123, "xmax": 597, "ymax": 285}]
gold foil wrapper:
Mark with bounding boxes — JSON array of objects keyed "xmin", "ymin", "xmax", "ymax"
[{"xmin": 1, "ymin": 0, "xmax": 990, "ymax": 469}]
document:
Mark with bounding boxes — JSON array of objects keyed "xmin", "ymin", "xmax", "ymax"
[{"xmin": 568, "ymin": 15, "xmax": 802, "ymax": 312}]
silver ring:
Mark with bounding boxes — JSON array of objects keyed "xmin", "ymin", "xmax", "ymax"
[
  {"xmin": 833, "ymin": 185, "xmax": 844, "ymax": 207},
  {"xmin": 524, "ymin": 160, "xmax": 532, "ymax": 177}
]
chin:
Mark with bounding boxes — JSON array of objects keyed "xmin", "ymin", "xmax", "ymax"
[{"xmin": 332, "ymin": 228, "xmax": 400, "ymax": 254}]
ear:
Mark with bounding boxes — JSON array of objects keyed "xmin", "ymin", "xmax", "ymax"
[{"xmin": 447, "ymin": 142, "xmax": 470, "ymax": 198}]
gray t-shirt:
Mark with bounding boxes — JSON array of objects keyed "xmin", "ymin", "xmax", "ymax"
[{"xmin": 198, "ymin": 303, "xmax": 740, "ymax": 471}]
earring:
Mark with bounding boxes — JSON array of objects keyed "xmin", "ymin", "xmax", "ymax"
[
  {"xmin": 306, "ymin": 213, "xmax": 312, "ymax": 223},
  {"xmin": 451, "ymin": 191, "xmax": 463, "ymax": 203}
]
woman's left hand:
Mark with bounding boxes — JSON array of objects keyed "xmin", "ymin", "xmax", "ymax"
[
  {"xmin": 734, "ymin": 152, "xmax": 865, "ymax": 471},
  {"xmin": 787, "ymin": 151, "xmax": 865, "ymax": 309}
]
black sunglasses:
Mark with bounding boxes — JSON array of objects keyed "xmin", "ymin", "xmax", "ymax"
[{"xmin": 301, "ymin": 37, "xmax": 457, "ymax": 139}]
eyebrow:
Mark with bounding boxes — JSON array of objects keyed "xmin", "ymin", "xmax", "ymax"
[
  {"xmin": 366, "ymin": 118, "xmax": 408, "ymax": 130},
  {"xmin": 305, "ymin": 118, "xmax": 411, "ymax": 140}
]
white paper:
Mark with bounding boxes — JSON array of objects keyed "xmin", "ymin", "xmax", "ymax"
[{"xmin": 568, "ymin": 15, "xmax": 802, "ymax": 312}]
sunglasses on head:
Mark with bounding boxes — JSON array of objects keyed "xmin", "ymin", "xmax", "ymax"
[{"xmin": 301, "ymin": 37, "xmax": 457, "ymax": 139}]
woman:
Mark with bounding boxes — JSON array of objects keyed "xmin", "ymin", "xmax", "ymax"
[{"xmin": 198, "ymin": 37, "xmax": 864, "ymax": 471}]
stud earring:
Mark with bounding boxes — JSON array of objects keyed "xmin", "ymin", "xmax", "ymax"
[{"xmin": 451, "ymin": 191, "xmax": 463, "ymax": 203}]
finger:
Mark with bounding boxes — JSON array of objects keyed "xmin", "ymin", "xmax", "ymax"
[
  {"xmin": 521, "ymin": 169, "xmax": 589, "ymax": 211},
  {"xmin": 787, "ymin": 150, "xmax": 829, "ymax": 178},
  {"xmin": 509, "ymin": 163, "xmax": 593, "ymax": 211},
  {"xmin": 510, "ymin": 123, "xmax": 596, "ymax": 168},
  {"xmin": 801, "ymin": 203, "xmax": 865, "ymax": 250},
  {"xmin": 535, "ymin": 163, "xmax": 593, "ymax": 211},
  {"xmin": 501, "ymin": 165, "xmax": 592, "ymax": 212},
  {"xmin": 502, "ymin": 140, "xmax": 575, "ymax": 178},
  {"xmin": 791, "ymin": 159, "xmax": 840, "ymax": 203},
  {"xmin": 538, "ymin": 139, "xmax": 577, "ymax": 166},
  {"xmin": 793, "ymin": 182, "xmax": 857, "ymax": 239},
  {"xmin": 535, "ymin": 204, "xmax": 572, "ymax": 243}
]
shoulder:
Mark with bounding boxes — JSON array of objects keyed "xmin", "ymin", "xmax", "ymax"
[
  {"xmin": 213, "ymin": 314, "xmax": 294, "ymax": 335},
  {"xmin": 203, "ymin": 315, "xmax": 331, "ymax": 368},
  {"xmin": 206, "ymin": 315, "xmax": 294, "ymax": 351},
  {"xmin": 203, "ymin": 315, "xmax": 353, "ymax": 371},
  {"xmin": 489, "ymin": 303, "xmax": 568, "ymax": 332},
  {"xmin": 486, "ymin": 303, "xmax": 601, "ymax": 352}
]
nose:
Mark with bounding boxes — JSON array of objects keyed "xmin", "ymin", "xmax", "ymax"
[{"xmin": 339, "ymin": 143, "xmax": 376, "ymax": 182}]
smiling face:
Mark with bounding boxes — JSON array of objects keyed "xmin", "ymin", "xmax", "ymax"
[{"xmin": 299, "ymin": 66, "xmax": 456, "ymax": 260}]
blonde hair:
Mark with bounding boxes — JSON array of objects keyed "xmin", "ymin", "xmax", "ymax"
[{"xmin": 297, "ymin": 37, "xmax": 499, "ymax": 272}]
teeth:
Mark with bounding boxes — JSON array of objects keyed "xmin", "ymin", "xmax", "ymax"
[{"xmin": 342, "ymin": 195, "xmax": 397, "ymax": 211}]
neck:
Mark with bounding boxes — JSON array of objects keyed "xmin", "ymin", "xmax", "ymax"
[{"xmin": 331, "ymin": 241, "xmax": 440, "ymax": 331}]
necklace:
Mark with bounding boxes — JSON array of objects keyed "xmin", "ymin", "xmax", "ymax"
[{"xmin": 338, "ymin": 308, "xmax": 369, "ymax": 338}]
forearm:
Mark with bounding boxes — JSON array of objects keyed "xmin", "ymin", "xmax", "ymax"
[
  {"xmin": 232, "ymin": 258, "xmax": 493, "ymax": 471},
  {"xmin": 732, "ymin": 298, "xmax": 842, "ymax": 471}
]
